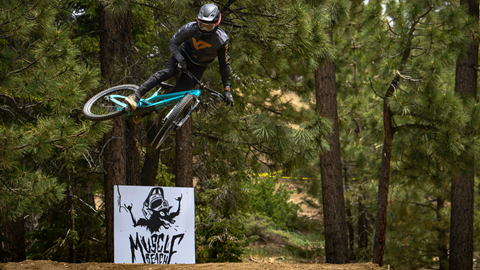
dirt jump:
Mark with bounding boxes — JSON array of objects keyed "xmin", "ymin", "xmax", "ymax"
[{"xmin": 0, "ymin": 260, "xmax": 383, "ymax": 270}]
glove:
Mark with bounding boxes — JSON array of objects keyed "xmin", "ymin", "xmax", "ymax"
[
  {"xmin": 223, "ymin": 89, "xmax": 234, "ymax": 107},
  {"xmin": 177, "ymin": 60, "xmax": 187, "ymax": 71}
]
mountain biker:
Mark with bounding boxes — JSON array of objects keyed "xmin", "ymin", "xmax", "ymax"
[{"xmin": 126, "ymin": 3, "xmax": 234, "ymax": 116}]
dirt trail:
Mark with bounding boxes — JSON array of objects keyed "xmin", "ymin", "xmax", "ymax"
[{"xmin": 0, "ymin": 260, "xmax": 383, "ymax": 270}]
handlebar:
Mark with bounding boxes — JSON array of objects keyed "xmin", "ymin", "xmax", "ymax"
[{"xmin": 181, "ymin": 70, "xmax": 226, "ymax": 102}]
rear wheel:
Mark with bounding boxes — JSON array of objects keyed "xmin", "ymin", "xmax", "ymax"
[
  {"xmin": 152, "ymin": 93, "xmax": 196, "ymax": 149},
  {"xmin": 83, "ymin": 84, "xmax": 138, "ymax": 121}
]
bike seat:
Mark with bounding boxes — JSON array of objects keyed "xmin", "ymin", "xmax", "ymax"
[{"xmin": 159, "ymin": 82, "xmax": 173, "ymax": 90}]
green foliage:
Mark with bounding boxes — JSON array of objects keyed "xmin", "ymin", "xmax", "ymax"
[
  {"xmin": 230, "ymin": 1, "xmax": 326, "ymax": 75},
  {"xmin": 195, "ymin": 174, "xmax": 308, "ymax": 263},
  {"xmin": 0, "ymin": 0, "xmax": 107, "ymax": 262},
  {"xmin": 27, "ymin": 196, "xmax": 106, "ymax": 262},
  {"xmin": 332, "ymin": 0, "xmax": 479, "ymax": 267},
  {"xmin": 0, "ymin": 0, "xmax": 104, "ymax": 223},
  {"xmin": 245, "ymin": 176, "xmax": 301, "ymax": 229},
  {"xmin": 195, "ymin": 215, "xmax": 256, "ymax": 263},
  {"xmin": 156, "ymin": 164, "xmax": 175, "ymax": 187}
]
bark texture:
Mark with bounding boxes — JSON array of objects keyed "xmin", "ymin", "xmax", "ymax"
[
  {"xmin": 175, "ymin": 117, "xmax": 194, "ymax": 187},
  {"xmin": 98, "ymin": 4, "xmax": 133, "ymax": 262},
  {"xmin": 2, "ymin": 217, "xmax": 26, "ymax": 262},
  {"xmin": 77, "ymin": 179, "xmax": 94, "ymax": 263},
  {"xmin": 450, "ymin": 1, "xmax": 478, "ymax": 266},
  {"xmin": 141, "ymin": 119, "xmax": 161, "ymax": 186},
  {"xmin": 126, "ymin": 121, "xmax": 141, "ymax": 186},
  {"xmin": 314, "ymin": 51, "xmax": 349, "ymax": 263},
  {"xmin": 372, "ymin": 80, "xmax": 396, "ymax": 266},
  {"xmin": 372, "ymin": 25, "xmax": 412, "ymax": 265},
  {"xmin": 102, "ymin": 117, "xmax": 126, "ymax": 262}
]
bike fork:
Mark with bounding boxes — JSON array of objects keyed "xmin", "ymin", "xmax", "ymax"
[
  {"xmin": 174, "ymin": 96, "xmax": 200, "ymax": 130},
  {"xmin": 162, "ymin": 95, "xmax": 200, "ymax": 130}
]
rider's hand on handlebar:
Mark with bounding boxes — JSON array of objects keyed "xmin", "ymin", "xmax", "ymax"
[
  {"xmin": 177, "ymin": 60, "xmax": 187, "ymax": 71},
  {"xmin": 224, "ymin": 87, "xmax": 234, "ymax": 107}
]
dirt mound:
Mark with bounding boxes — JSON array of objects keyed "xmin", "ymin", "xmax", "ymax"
[{"xmin": 0, "ymin": 260, "xmax": 382, "ymax": 270}]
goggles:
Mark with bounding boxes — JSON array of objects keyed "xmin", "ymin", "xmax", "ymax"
[{"xmin": 198, "ymin": 21, "xmax": 216, "ymax": 32}]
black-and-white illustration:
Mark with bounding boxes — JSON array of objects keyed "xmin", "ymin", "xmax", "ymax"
[
  {"xmin": 114, "ymin": 185, "xmax": 195, "ymax": 264},
  {"xmin": 124, "ymin": 187, "xmax": 182, "ymax": 233}
]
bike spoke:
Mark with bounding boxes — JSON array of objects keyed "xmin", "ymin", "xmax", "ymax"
[{"xmin": 83, "ymin": 85, "xmax": 138, "ymax": 121}]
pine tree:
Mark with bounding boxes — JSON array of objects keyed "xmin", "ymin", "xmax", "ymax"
[
  {"xmin": 329, "ymin": 0, "xmax": 379, "ymax": 262},
  {"xmin": 450, "ymin": 0, "xmax": 478, "ymax": 269},
  {"xmin": 314, "ymin": 0, "xmax": 352, "ymax": 263},
  {"xmin": 97, "ymin": 0, "xmax": 134, "ymax": 261},
  {"xmin": 359, "ymin": 0, "xmax": 473, "ymax": 266},
  {"xmin": 0, "ymin": 0, "xmax": 104, "ymax": 261}
]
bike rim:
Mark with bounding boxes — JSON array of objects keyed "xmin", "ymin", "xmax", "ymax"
[{"xmin": 89, "ymin": 88, "xmax": 134, "ymax": 117}]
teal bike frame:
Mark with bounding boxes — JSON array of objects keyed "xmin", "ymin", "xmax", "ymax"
[{"xmin": 109, "ymin": 88, "xmax": 201, "ymax": 116}]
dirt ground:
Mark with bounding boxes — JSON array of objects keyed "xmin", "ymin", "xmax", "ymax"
[{"xmin": 0, "ymin": 260, "xmax": 384, "ymax": 270}]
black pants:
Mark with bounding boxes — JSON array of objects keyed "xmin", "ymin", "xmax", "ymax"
[{"xmin": 137, "ymin": 54, "xmax": 207, "ymax": 97}]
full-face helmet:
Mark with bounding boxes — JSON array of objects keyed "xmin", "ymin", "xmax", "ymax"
[{"xmin": 196, "ymin": 3, "xmax": 221, "ymax": 36}]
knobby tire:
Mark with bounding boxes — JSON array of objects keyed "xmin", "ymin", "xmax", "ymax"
[
  {"xmin": 152, "ymin": 93, "xmax": 195, "ymax": 150},
  {"xmin": 83, "ymin": 84, "xmax": 138, "ymax": 121}
]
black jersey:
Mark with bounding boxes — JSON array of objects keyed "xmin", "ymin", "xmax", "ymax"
[{"xmin": 169, "ymin": 22, "xmax": 231, "ymax": 88}]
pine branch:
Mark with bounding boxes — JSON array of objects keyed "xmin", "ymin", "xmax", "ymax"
[
  {"xmin": 0, "ymin": 93, "xmax": 18, "ymax": 108},
  {"xmin": 0, "ymin": 176, "xmax": 49, "ymax": 197},
  {"xmin": 79, "ymin": 30, "xmax": 104, "ymax": 62},
  {"xmin": 369, "ymin": 77, "xmax": 385, "ymax": 99},
  {"xmin": 193, "ymin": 131, "xmax": 254, "ymax": 145},
  {"xmin": 392, "ymin": 82, "xmax": 420, "ymax": 106},
  {"xmin": 393, "ymin": 124, "xmax": 438, "ymax": 134},
  {"xmin": 132, "ymin": 1, "xmax": 175, "ymax": 15},
  {"xmin": 75, "ymin": 195, "xmax": 105, "ymax": 219},
  {"xmin": 395, "ymin": 70, "xmax": 422, "ymax": 83},
  {"xmin": 0, "ymin": 176, "xmax": 18, "ymax": 195},
  {"xmin": 6, "ymin": 57, "xmax": 40, "ymax": 77}
]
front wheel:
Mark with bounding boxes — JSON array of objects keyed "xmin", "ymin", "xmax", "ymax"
[
  {"xmin": 152, "ymin": 93, "xmax": 196, "ymax": 150},
  {"xmin": 83, "ymin": 84, "xmax": 138, "ymax": 121}
]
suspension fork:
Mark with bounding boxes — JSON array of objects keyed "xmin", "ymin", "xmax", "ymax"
[
  {"xmin": 162, "ymin": 95, "xmax": 201, "ymax": 130},
  {"xmin": 174, "ymin": 95, "xmax": 200, "ymax": 130}
]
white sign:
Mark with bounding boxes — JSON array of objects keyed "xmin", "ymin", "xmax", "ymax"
[{"xmin": 114, "ymin": 185, "xmax": 195, "ymax": 264}]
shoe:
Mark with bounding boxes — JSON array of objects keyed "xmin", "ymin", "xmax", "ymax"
[{"xmin": 125, "ymin": 94, "xmax": 140, "ymax": 110}]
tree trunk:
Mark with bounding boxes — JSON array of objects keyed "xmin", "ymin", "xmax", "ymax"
[
  {"xmin": 78, "ymin": 178, "xmax": 94, "ymax": 263},
  {"xmin": 450, "ymin": 173, "xmax": 474, "ymax": 270},
  {"xmin": 141, "ymin": 119, "xmax": 161, "ymax": 186},
  {"xmin": 372, "ymin": 81, "xmax": 396, "ymax": 267},
  {"xmin": 67, "ymin": 183, "xmax": 76, "ymax": 263},
  {"xmin": 126, "ymin": 121, "xmax": 141, "ymax": 186},
  {"xmin": 314, "ymin": 31, "xmax": 349, "ymax": 263},
  {"xmin": 357, "ymin": 200, "xmax": 369, "ymax": 255},
  {"xmin": 102, "ymin": 118, "xmax": 127, "ymax": 262},
  {"xmin": 450, "ymin": 1, "xmax": 478, "ymax": 269},
  {"xmin": 175, "ymin": 117, "xmax": 193, "ymax": 187},
  {"xmin": 344, "ymin": 165, "xmax": 355, "ymax": 260},
  {"xmin": 3, "ymin": 217, "xmax": 26, "ymax": 262},
  {"xmin": 370, "ymin": 8, "xmax": 419, "ymax": 265},
  {"xmin": 98, "ymin": 3, "xmax": 133, "ymax": 262}
]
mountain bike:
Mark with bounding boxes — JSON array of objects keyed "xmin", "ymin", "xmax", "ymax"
[{"xmin": 83, "ymin": 70, "xmax": 226, "ymax": 149}]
